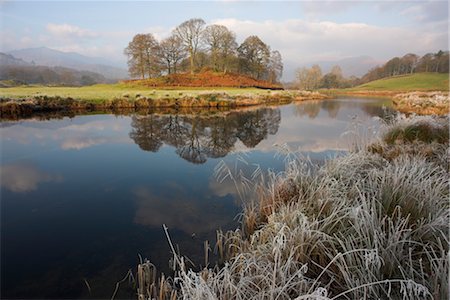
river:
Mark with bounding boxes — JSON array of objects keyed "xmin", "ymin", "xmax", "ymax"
[{"xmin": 0, "ymin": 97, "xmax": 394, "ymax": 298}]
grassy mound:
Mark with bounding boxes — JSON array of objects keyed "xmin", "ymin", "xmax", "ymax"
[
  {"xmin": 137, "ymin": 115, "xmax": 449, "ymax": 299},
  {"xmin": 123, "ymin": 71, "xmax": 283, "ymax": 89},
  {"xmin": 352, "ymin": 73, "xmax": 449, "ymax": 92}
]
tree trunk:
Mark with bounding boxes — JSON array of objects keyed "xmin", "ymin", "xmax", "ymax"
[{"xmin": 189, "ymin": 47, "xmax": 194, "ymax": 74}]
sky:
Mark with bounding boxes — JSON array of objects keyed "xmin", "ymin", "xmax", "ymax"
[{"xmin": 0, "ymin": 0, "xmax": 448, "ymax": 79}]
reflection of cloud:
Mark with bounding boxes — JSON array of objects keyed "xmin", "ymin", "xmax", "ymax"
[
  {"xmin": 0, "ymin": 162, "xmax": 63, "ymax": 193},
  {"xmin": 133, "ymin": 184, "xmax": 237, "ymax": 235},
  {"xmin": 232, "ymin": 100, "xmax": 385, "ymax": 154},
  {"xmin": 209, "ymin": 178, "xmax": 238, "ymax": 198},
  {"xmin": 1, "ymin": 117, "xmax": 131, "ymax": 150},
  {"xmin": 60, "ymin": 121, "xmax": 109, "ymax": 132},
  {"xmin": 60, "ymin": 137, "xmax": 107, "ymax": 150}
]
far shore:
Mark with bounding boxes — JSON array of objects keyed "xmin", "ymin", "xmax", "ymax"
[
  {"xmin": 1, "ymin": 82, "xmax": 448, "ymax": 119},
  {"xmin": 0, "ymin": 88, "xmax": 329, "ymax": 119}
]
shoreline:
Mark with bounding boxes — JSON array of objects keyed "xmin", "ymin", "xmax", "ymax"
[
  {"xmin": 329, "ymin": 90, "xmax": 449, "ymax": 115},
  {"xmin": 0, "ymin": 90, "xmax": 328, "ymax": 119}
]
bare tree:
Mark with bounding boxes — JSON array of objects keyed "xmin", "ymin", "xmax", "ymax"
[
  {"xmin": 159, "ymin": 35, "xmax": 187, "ymax": 75},
  {"xmin": 238, "ymin": 35, "xmax": 270, "ymax": 80},
  {"xmin": 174, "ymin": 18, "xmax": 206, "ymax": 74},
  {"xmin": 124, "ymin": 33, "xmax": 161, "ymax": 79},
  {"xmin": 401, "ymin": 53, "xmax": 419, "ymax": 74},
  {"xmin": 295, "ymin": 65, "xmax": 322, "ymax": 90},
  {"xmin": 203, "ymin": 24, "xmax": 238, "ymax": 72},
  {"xmin": 267, "ymin": 50, "xmax": 283, "ymax": 83}
]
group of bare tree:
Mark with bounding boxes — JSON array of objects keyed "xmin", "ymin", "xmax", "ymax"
[
  {"xmin": 295, "ymin": 65, "xmax": 359, "ymax": 90},
  {"xmin": 361, "ymin": 50, "xmax": 449, "ymax": 83},
  {"xmin": 124, "ymin": 18, "xmax": 283, "ymax": 83}
]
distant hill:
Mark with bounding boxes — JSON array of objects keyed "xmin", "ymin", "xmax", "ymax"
[
  {"xmin": 0, "ymin": 53, "xmax": 32, "ymax": 66},
  {"xmin": 124, "ymin": 71, "xmax": 283, "ymax": 89},
  {"xmin": 7, "ymin": 47, "xmax": 128, "ymax": 80},
  {"xmin": 0, "ymin": 53, "xmax": 109, "ymax": 86},
  {"xmin": 352, "ymin": 73, "xmax": 449, "ymax": 92}
]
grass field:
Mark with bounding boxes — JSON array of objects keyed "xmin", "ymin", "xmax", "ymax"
[
  {"xmin": 0, "ymin": 84, "xmax": 271, "ymax": 103},
  {"xmin": 350, "ymin": 73, "xmax": 449, "ymax": 92}
]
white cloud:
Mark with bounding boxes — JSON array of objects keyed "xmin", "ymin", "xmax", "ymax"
[
  {"xmin": 212, "ymin": 18, "xmax": 448, "ymax": 79},
  {"xmin": 46, "ymin": 23, "xmax": 98, "ymax": 39}
]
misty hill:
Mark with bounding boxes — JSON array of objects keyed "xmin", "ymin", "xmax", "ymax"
[
  {"xmin": 0, "ymin": 53, "xmax": 109, "ymax": 86},
  {"xmin": 7, "ymin": 47, "xmax": 128, "ymax": 80},
  {"xmin": 0, "ymin": 53, "xmax": 32, "ymax": 66}
]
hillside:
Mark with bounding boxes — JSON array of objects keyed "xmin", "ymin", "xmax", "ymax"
[
  {"xmin": 0, "ymin": 53, "xmax": 31, "ymax": 66},
  {"xmin": 8, "ymin": 47, "xmax": 128, "ymax": 80},
  {"xmin": 353, "ymin": 73, "xmax": 449, "ymax": 92},
  {"xmin": 124, "ymin": 71, "xmax": 283, "ymax": 89},
  {"xmin": 0, "ymin": 65, "xmax": 109, "ymax": 87}
]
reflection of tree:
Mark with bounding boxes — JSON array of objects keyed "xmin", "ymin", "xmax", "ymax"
[
  {"xmin": 204, "ymin": 117, "xmax": 238, "ymax": 158},
  {"xmin": 176, "ymin": 119, "xmax": 208, "ymax": 164},
  {"xmin": 360, "ymin": 104, "xmax": 396, "ymax": 121},
  {"xmin": 321, "ymin": 101, "xmax": 341, "ymax": 118},
  {"xmin": 129, "ymin": 108, "xmax": 281, "ymax": 164},
  {"xmin": 294, "ymin": 101, "xmax": 321, "ymax": 119},
  {"xmin": 236, "ymin": 109, "xmax": 281, "ymax": 147},
  {"xmin": 129, "ymin": 115, "xmax": 164, "ymax": 152}
]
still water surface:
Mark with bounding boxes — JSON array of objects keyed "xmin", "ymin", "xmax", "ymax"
[{"xmin": 1, "ymin": 97, "xmax": 394, "ymax": 298}]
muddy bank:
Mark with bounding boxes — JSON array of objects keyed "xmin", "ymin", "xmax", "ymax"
[{"xmin": 0, "ymin": 91, "xmax": 328, "ymax": 119}]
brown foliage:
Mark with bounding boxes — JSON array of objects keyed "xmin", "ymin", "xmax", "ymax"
[{"xmin": 123, "ymin": 71, "xmax": 283, "ymax": 89}]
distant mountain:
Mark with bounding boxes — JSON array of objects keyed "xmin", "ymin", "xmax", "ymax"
[
  {"xmin": 7, "ymin": 47, "xmax": 128, "ymax": 80},
  {"xmin": 0, "ymin": 52, "xmax": 109, "ymax": 86},
  {"xmin": 0, "ymin": 53, "xmax": 32, "ymax": 66}
]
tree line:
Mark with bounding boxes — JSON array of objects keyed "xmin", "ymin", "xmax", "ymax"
[
  {"xmin": 361, "ymin": 50, "xmax": 449, "ymax": 83},
  {"xmin": 295, "ymin": 65, "xmax": 360, "ymax": 90},
  {"xmin": 124, "ymin": 18, "xmax": 283, "ymax": 83},
  {"xmin": 295, "ymin": 50, "xmax": 449, "ymax": 90}
]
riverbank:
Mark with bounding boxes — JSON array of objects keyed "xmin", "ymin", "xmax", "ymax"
[
  {"xmin": 327, "ymin": 73, "xmax": 449, "ymax": 115},
  {"xmin": 0, "ymin": 88, "xmax": 328, "ymax": 119},
  {"xmin": 329, "ymin": 90, "xmax": 449, "ymax": 115},
  {"xmin": 136, "ymin": 114, "xmax": 449, "ymax": 299}
]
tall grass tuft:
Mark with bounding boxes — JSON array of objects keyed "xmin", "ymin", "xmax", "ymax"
[{"xmin": 136, "ymin": 115, "xmax": 449, "ymax": 299}]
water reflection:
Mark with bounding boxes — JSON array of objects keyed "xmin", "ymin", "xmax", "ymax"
[
  {"xmin": 293, "ymin": 98, "xmax": 394, "ymax": 120},
  {"xmin": 294, "ymin": 101, "xmax": 322, "ymax": 118},
  {"xmin": 1, "ymin": 98, "xmax": 397, "ymax": 299},
  {"xmin": 133, "ymin": 184, "xmax": 237, "ymax": 234},
  {"xmin": 129, "ymin": 107, "xmax": 281, "ymax": 164},
  {"xmin": 0, "ymin": 162, "xmax": 63, "ymax": 193}
]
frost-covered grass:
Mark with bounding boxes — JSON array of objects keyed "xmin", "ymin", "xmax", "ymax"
[{"xmin": 135, "ymin": 115, "xmax": 449, "ymax": 300}]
